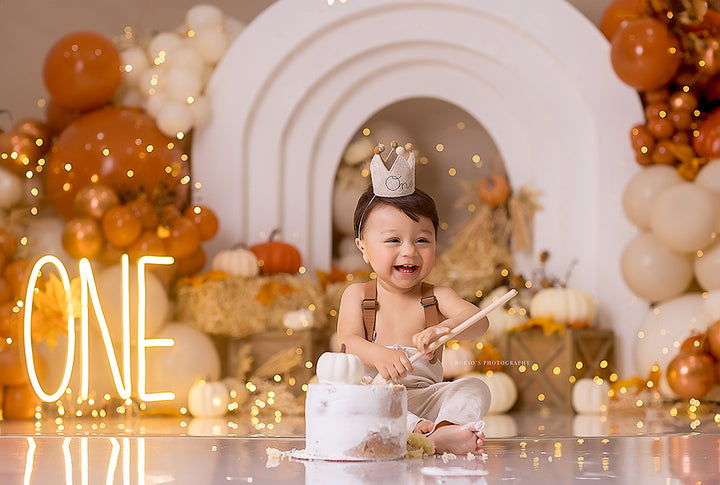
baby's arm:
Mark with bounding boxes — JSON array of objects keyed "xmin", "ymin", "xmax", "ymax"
[
  {"xmin": 336, "ymin": 283, "xmax": 413, "ymax": 381},
  {"xmin": 412, "ymin": 286, "xmax": 488, "ymax": 358}
]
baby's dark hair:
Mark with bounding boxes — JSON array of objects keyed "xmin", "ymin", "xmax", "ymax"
[{"xmin": 353, "ymin": 184, "xmax": 439, "ymax": 239}]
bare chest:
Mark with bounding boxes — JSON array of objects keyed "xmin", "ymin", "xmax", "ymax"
[{"xmin": 372, "ymin": 298, "xmax": 429, "ymax": 346}]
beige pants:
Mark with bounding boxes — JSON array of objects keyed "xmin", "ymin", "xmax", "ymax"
[{"xmin": 389, "ymin": 345, "xmax": 491, "ymax": 434}]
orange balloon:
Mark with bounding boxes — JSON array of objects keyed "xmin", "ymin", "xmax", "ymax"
[
  {"xmin": 0, "ymin": 340, "xmax": 27, "ymax": 386},
  {"xmin": 0, "ymin": 228, "xmax": 18, "ymax": 258},
  {"xmin": 13, "ymin": 118, "xmax": 51, "ymax": 156},
  {"xmin": 126, "ymin": 199, "xmax": 159, "ymax": 230},
  {"xmin": 101, "ymin": 205, "xmax": 142, "ymax": 248},
  {"xmin": 163, "ymin": 216, "xmax": 201, "ymax": 259},
  {"xmin": 62, "ymin": 217, "xmax": 104, "ymax": 259},
  {"xmin": 610, "ymin": 18, "xmax": 682, "ymax": 91},
  {"xmin": 174, "ymin": 246, "xmax": 206, "ymax": 276},
  {"xmin": 666, "ymin": 350, "xmax": 716, "ymax": 400},
  {"xmin": 74, "ymin": 184, "xmax": 119, "ymax": 219},
  {"xmin": 3, "ymin": 259, "xmax": 30, "ymax": 300},
  {"xmin": 184, "ymin": 205, "xmax": 219, "ymax": 241},
  {"xmin": 708, "ymin": 320, "xmax": 720, "ymax": 360},
  {"xmin": 43, "ymin": 31, "xmax": 121, "ymax": 112},
  {"xmin": 2, "ymin": 382, "xmax": 40, "ymax": 420},
  {"xmin": 0, "ymin": 277, "xmax": 11, "ymax": 304},
  {"xmin": 0, "ymin": 130, "xmax": 45, "ymax": 176},
  {"xmin": 45, "ymin": 107, "xmax": 189, "ymax": 219},
  {"xmin": 599, "ymin": 0, "xmax": 646, "ymax": 40},
  {"xmin": 127, "ymin": 230, "xmax": 166, "ymax": 262},
  {"xmin": 45, "ymin": 99, "xmax": 83, "ymax": 136},
  {"xmin": 96, "ymin": 239, "xmax": 125, "ymax": 267},
  {"xmin": 0, "ymin": 301, "xmax": 21, "ymax": 339}
]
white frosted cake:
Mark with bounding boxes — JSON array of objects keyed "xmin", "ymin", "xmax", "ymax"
[{"xmin": 305, "ymin": 381, "xmax": 408, "ymax": 460}]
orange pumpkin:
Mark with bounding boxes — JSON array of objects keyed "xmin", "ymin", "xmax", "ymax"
[
  {"xmin": 249, "ymin": 230, "xmax": 302, "ymax": 275},
  {"xmin": 477, "ymin": 174, "xmax": 511, "ymax": 208}
]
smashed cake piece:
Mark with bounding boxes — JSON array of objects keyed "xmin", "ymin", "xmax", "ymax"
[{"xmin": 406, "ymin": 432, "xmax": 435, "ymax": 458}]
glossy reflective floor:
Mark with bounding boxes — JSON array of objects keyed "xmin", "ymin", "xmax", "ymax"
[{"xmin": 1, "ymin": 411, "xmax": 719, "ymax": 484}]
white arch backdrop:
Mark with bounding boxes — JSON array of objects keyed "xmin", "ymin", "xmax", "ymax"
[{"xmin": 192, "ymin": 0, "xmax": 646, "ymax": 374}]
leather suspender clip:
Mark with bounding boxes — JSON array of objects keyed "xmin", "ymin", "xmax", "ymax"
[
  {"xmin": 420, "ymin": 295, "xmax": 438, "ymax": 307},
  {"xmin": 361, "ymin": 298, "xmax": 378, "ymax": 310}
]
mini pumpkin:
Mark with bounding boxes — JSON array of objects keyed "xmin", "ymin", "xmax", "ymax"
[
  {"xmin": 211, "ymin": 247, "xmax": 260, "ymax": 277},
  {"xmin": 529, "ymin": 287, "xmax": 597, "ymax": 325},
  {"xmin": 477, "ymin": 174, "xmax": 511, "ymax": 208},
  {"xmin": 571, "ymin": 377, "xmax": 610, "ymax": 414},
  {"xmin": 188, "ymin": 379, "xmax": 229, "ymax": 418},
  {"xmin": 249, "ymin": 229, "xmax": 302, "ymax": 275},
  {"xmin": 316, "ymin": 352, "xmax": 366, "ymax": 384}
]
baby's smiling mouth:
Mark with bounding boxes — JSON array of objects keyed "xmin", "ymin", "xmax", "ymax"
[{"xmin": 394, "ymin": 264, "xmax": 418, "ymax": 274}]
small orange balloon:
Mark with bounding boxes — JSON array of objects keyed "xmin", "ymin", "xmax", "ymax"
[
  {"xmin": 666, "ymin": 350, "xmax": 716, "ymax": 400},
  {"xmin": 174, "ymin": 246, "xmax": 206, "ymax": 276},
  {"xmin": 74, "ymin": 184, "xmax": 119, "ymax": 219},
  {"xmin": 184, "ymin": 205, "xmax": 219, "ymax": 241},
  {"xmin": 3, "ymin": 259, "xmax": 30, "ymax": 300},
  {"xmin": 62, "ymin": 217, "xmax": 104, "ymax": 259},
  {"xmin": 127, "ymin": 231, "xmax": 166, "ymax": 262},
  {"xmin": 0, "ymin": 301, "xmax": 21, "ymax": 339},
  {"xmin": 43, "ymin": 31, "xmax": 121, "ymax": 112},
  {"xmin": 126, "ymin": 199, "xmax": 159, "ymax": 230},
  {"xmin": 45, "ymin": 99, "xmax": 83, "ymax": 136},
  {"xmin": 2, "ymin": 382, "xmax": 40, "ymax": 420},
  {"xmin": 707, "ymin": 320, "xmax": 720, "ymax": 360},
  {"xmin": 0, "ymin": 277, "xmax": 11, "ymax": 304},
  {"xmin": 163, "ymin": 216, "xmax": 201, "ymax": 259},
  {"xmin": 101, "ymin": 205, "xmax": 142, "ymax": 248},
  {"xmin": 13, "ymin": 118, "xmax": 51, "ymax": 154},
  {"xmin": 0, "ymin": 340, "xmax": 27, "ymax": 386},
  {"xmin": 0, "ymin": 131, "xmax": 44, "ymax": 176},
  {"xmin": 599, "ymin": 0, "xmax": 646, "ymax": 40},
  {"xmin": 96, "ymin": 240, "xmax": 125, "ymax": 267},
  {"xmin": 0, "ymin": 228, "xmax": 18, "ymax": 258}
]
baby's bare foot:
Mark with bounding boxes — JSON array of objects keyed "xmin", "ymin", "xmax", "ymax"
[{"xmin": 427, "ymin": 424, "xmax": 483, "ymax": 454}]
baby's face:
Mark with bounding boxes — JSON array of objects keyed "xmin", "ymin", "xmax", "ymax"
[{"xmin": 356, "ymin": 204, "xmax": 436, "ymax": 292}]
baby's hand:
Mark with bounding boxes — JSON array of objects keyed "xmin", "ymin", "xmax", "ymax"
[
  {"xmin": 413, "ymin": 419, "xmax": 435, "ymax": 435},
  {"xmin": 412, "ymin": 325, "xmax": 451, "ymax": 360},
  {"xmin": 374, "ymin": 347, "xmax": 413, "ymax": 381}
]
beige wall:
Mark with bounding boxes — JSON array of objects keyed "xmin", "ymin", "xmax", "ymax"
[{"xmin": 0, "ymin": 0, "xmax": 609, "ymax": 124}]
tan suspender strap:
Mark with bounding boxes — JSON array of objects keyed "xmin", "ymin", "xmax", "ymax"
[
  {"xmin": 420, "ymin": 282, "xmax": 440, "ymax": 326},
  {"xmin": 362, "ymin": 280, "xmax": 378, "ymax": 341}
]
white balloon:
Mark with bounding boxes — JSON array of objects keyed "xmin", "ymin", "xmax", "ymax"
[
  {"xmin": 147, "ymin": 32, "xmax": 183, "ymax": 61},
  {"xmin": 190, "ymin": 95, "xmax": 211, "ymax": 126},
  {"xmin": 224, "ymin": 17, "xmax": 246, "ymax": 41},
  {"xmin": 164, "ymin": 66, "xmax": 203, "ymax": 102},
  {"xmin": 144, "ymin": 93, "xmax": 167, "ymax": 118},
  {"xmin": 189, "ymin": 28, "xmax": 229, "ymax": 64},
  {"xmin": 649, "ymin": 182, "xmax": 720, "ymax": 253},
  {"xmin": 137, "ymin": 66, "xmax": 167, "ymax": 97},
  {"xmin": 634, "ymin": 293, "xmax": 710, "ymax": 378},
  {"xmin": 165, "ymin": 45, "xmax": 205, "ymax": 73},
  {"xmin": 185, "ymin": 4, "xmax": 225, "ymax": 30},
  {"xmin": 156, "ymin": 102, "xmax": 194, "ymax": 138},
  {"xmin": 695, "ymin": 159, "xmax": 720, "ymax": 194},
  {"xmin": 114, "ymin": 85, "xmax": 145, "ymax": 109},
  {"xmin": 95, "ymin": 263, "xmax": 169, "ymax": 339},
  {"xmin": 622, "ymin": 165, "xmax": 683, "ymax": 230},
  {"xmin": 706, "ymin": 291, "xmax": 720, "ymax": 323},
  {"xmin": 695, "ymin": 241, "xmax": 720, "ymax": 291},
  {"xmin": 18, "ymin": 217, "xmax": 76, "ymax": 272},
  {"xmin": 0, "ymin": 166, "xmax": 24, "ymax": 208},
  {"xmin": 119, "ymin": 47, "xmax": 150, "ymax": 87},
  {"xmin": 145, "ymin": 322, "xmax": 221, "ymax": 412},
  {"xmin": 620, "ymin": 232, "xmax": 693, "ymax": 302}
]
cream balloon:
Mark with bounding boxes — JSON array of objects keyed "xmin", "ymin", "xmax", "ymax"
[
  {"xmin": 621, "ymin": 165, "xmax": 683, "ymax": 230},
  {"xmin": 164, "ymin": 66, "xmax": 203, "ymax": 103},
  {"xmin": 223, "ymin": 17, "xmax": 246, "ymax": 41},
  {"xmin": 165, "ymin": 45, "xmax": 205, "ymax": 73},
  {"xmin": 695, "ymin": 242, "xmax": 720, "ymax": 291},
  {"xmin": 17, "ymin": 217, "xmax": 77, "ymax": 272},
  {"xmin": 119, "ymin": 47, "xmax": 150, "ymax": 87},
  {"xmin": 649, "ymin": 183, "xmax": 720, "ymax": 253},
  {"xmin": 706, "ymin": 291, "xmax": 720, "ymax": 323},
  {"xmin": 137, "ymin": 66, "xmax": 167, "ymax": 97},
  {"xmin": 144, "ymin": 322, "xmax": 221, "ymax": 413},
  {"xmin": 185, "ymin": 4, "xmax": 225, "ymax": 30},
  {"xmin": 147, "ymin": 32, "xmax": 183, "ymax": 62},
  {"xmin": 144, "ymin": 93, "xmax": 167, "ymax": 118},
  {"xmin": 95, "ymin": 262, "xmax": 169, "ymax": 340},
  {"xmin": 156, "ymin": 102, "xmax": 194, "ymax": 138},
  {"xmin": 620, "ymin": 232, "xmax": 693, "ymax": 302},
  {"xmin": 695, "ymin": 159, "xmax": 720, "ymax": 194},
  {"xmin": 634, "ymin": 293, "xmax": 710, "ymax": 382},
  {"xmin": 188, "ymin": 28, "xmax": 229, "ymax": 65},
  {"xmin": 0, "ymin": 166, "xmax": 24, "ymax": 208}
]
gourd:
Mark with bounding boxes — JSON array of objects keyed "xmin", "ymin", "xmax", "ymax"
[
  {"xmin": 249, "ymin": 229, "xmax": 302, "ymax": 275},
  {"xmin": 442, "ymin": 345, "xmax": 475, "ymax": 379},
  {"xmin": 316, "ymin": 352, "xmax": 366, "ymax": 384},
  {"xmin": 477, "ymin": 174, "xmax": 511, "ymax": 208},
  {"xmin": 211, "ymin": 247, "xmax": 260, "ymax": 277},
  {"xmin": 571, "ymin": 377, "xmax": 610, "ymax": 414},
  {"xmin": 462, "ymin": 371, "xmax": 517, "ymax": 414},
  {"xmin": 529, "ymin": 287, "xmax": 597, "ymax": 325},
  {"xmin": 188, "ymin": 379, "xmax": 229, "ymax": 418}
]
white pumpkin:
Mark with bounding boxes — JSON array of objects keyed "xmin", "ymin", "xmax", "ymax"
[
  {"xmin": 462, "ymin": 371, "xmax": 517, "ymax": 415},
  {"xmin": 211, "ymin": 248, "xmax": 260, "ymax": 277},
  {"xmin": 483, "ymin": 414, "xmax": 519, "ymax": 438},
  {"xmin": 282, "ymin": 309, "xmax": 314, "ymax": 330},
  {"xmin": 316, "ymin": 352, "xmax": 366, "ymax": 384},
  {"xmin": 480, "ymin": 286, "xmax": 530, "ymax": 343},
  {"xmin": 188, "ymin": 379, "xmax": 230, "ymax": 418},
  {"xmin": 442, "ymin": 345, "xmax": 475, "ymax": 379},
  {"xmin": 529, "ymin": 287, "xmax": 597, "ymax": 324},
  {"xmin": 571, "ymin": 377, "xmax": 610, "ymax": 415}
]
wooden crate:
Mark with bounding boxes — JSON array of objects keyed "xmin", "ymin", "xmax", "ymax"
[{"xmin": 504, "ymin": 328, "xmax": 615, "ymax": 413}]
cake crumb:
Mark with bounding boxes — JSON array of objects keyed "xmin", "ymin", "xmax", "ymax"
[
  {"xmin": 466, "ymin": 452, "xmax": 476, "ymax": 461},
  {"xmin": 406, "ymin": 433, "xmax": 435, "ymax": 458},
  {"xmin": 441, "ymin": 452, "xmax": 457, "ymax": 463},
  {"xmin": 265, "ymin": 447, "xmax": 287, "ymax": 468}
]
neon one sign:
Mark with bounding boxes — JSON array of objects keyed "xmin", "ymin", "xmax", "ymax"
[{"xmin": 23, "ymin": 254, "xmax": 176, "ymax": 403}]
